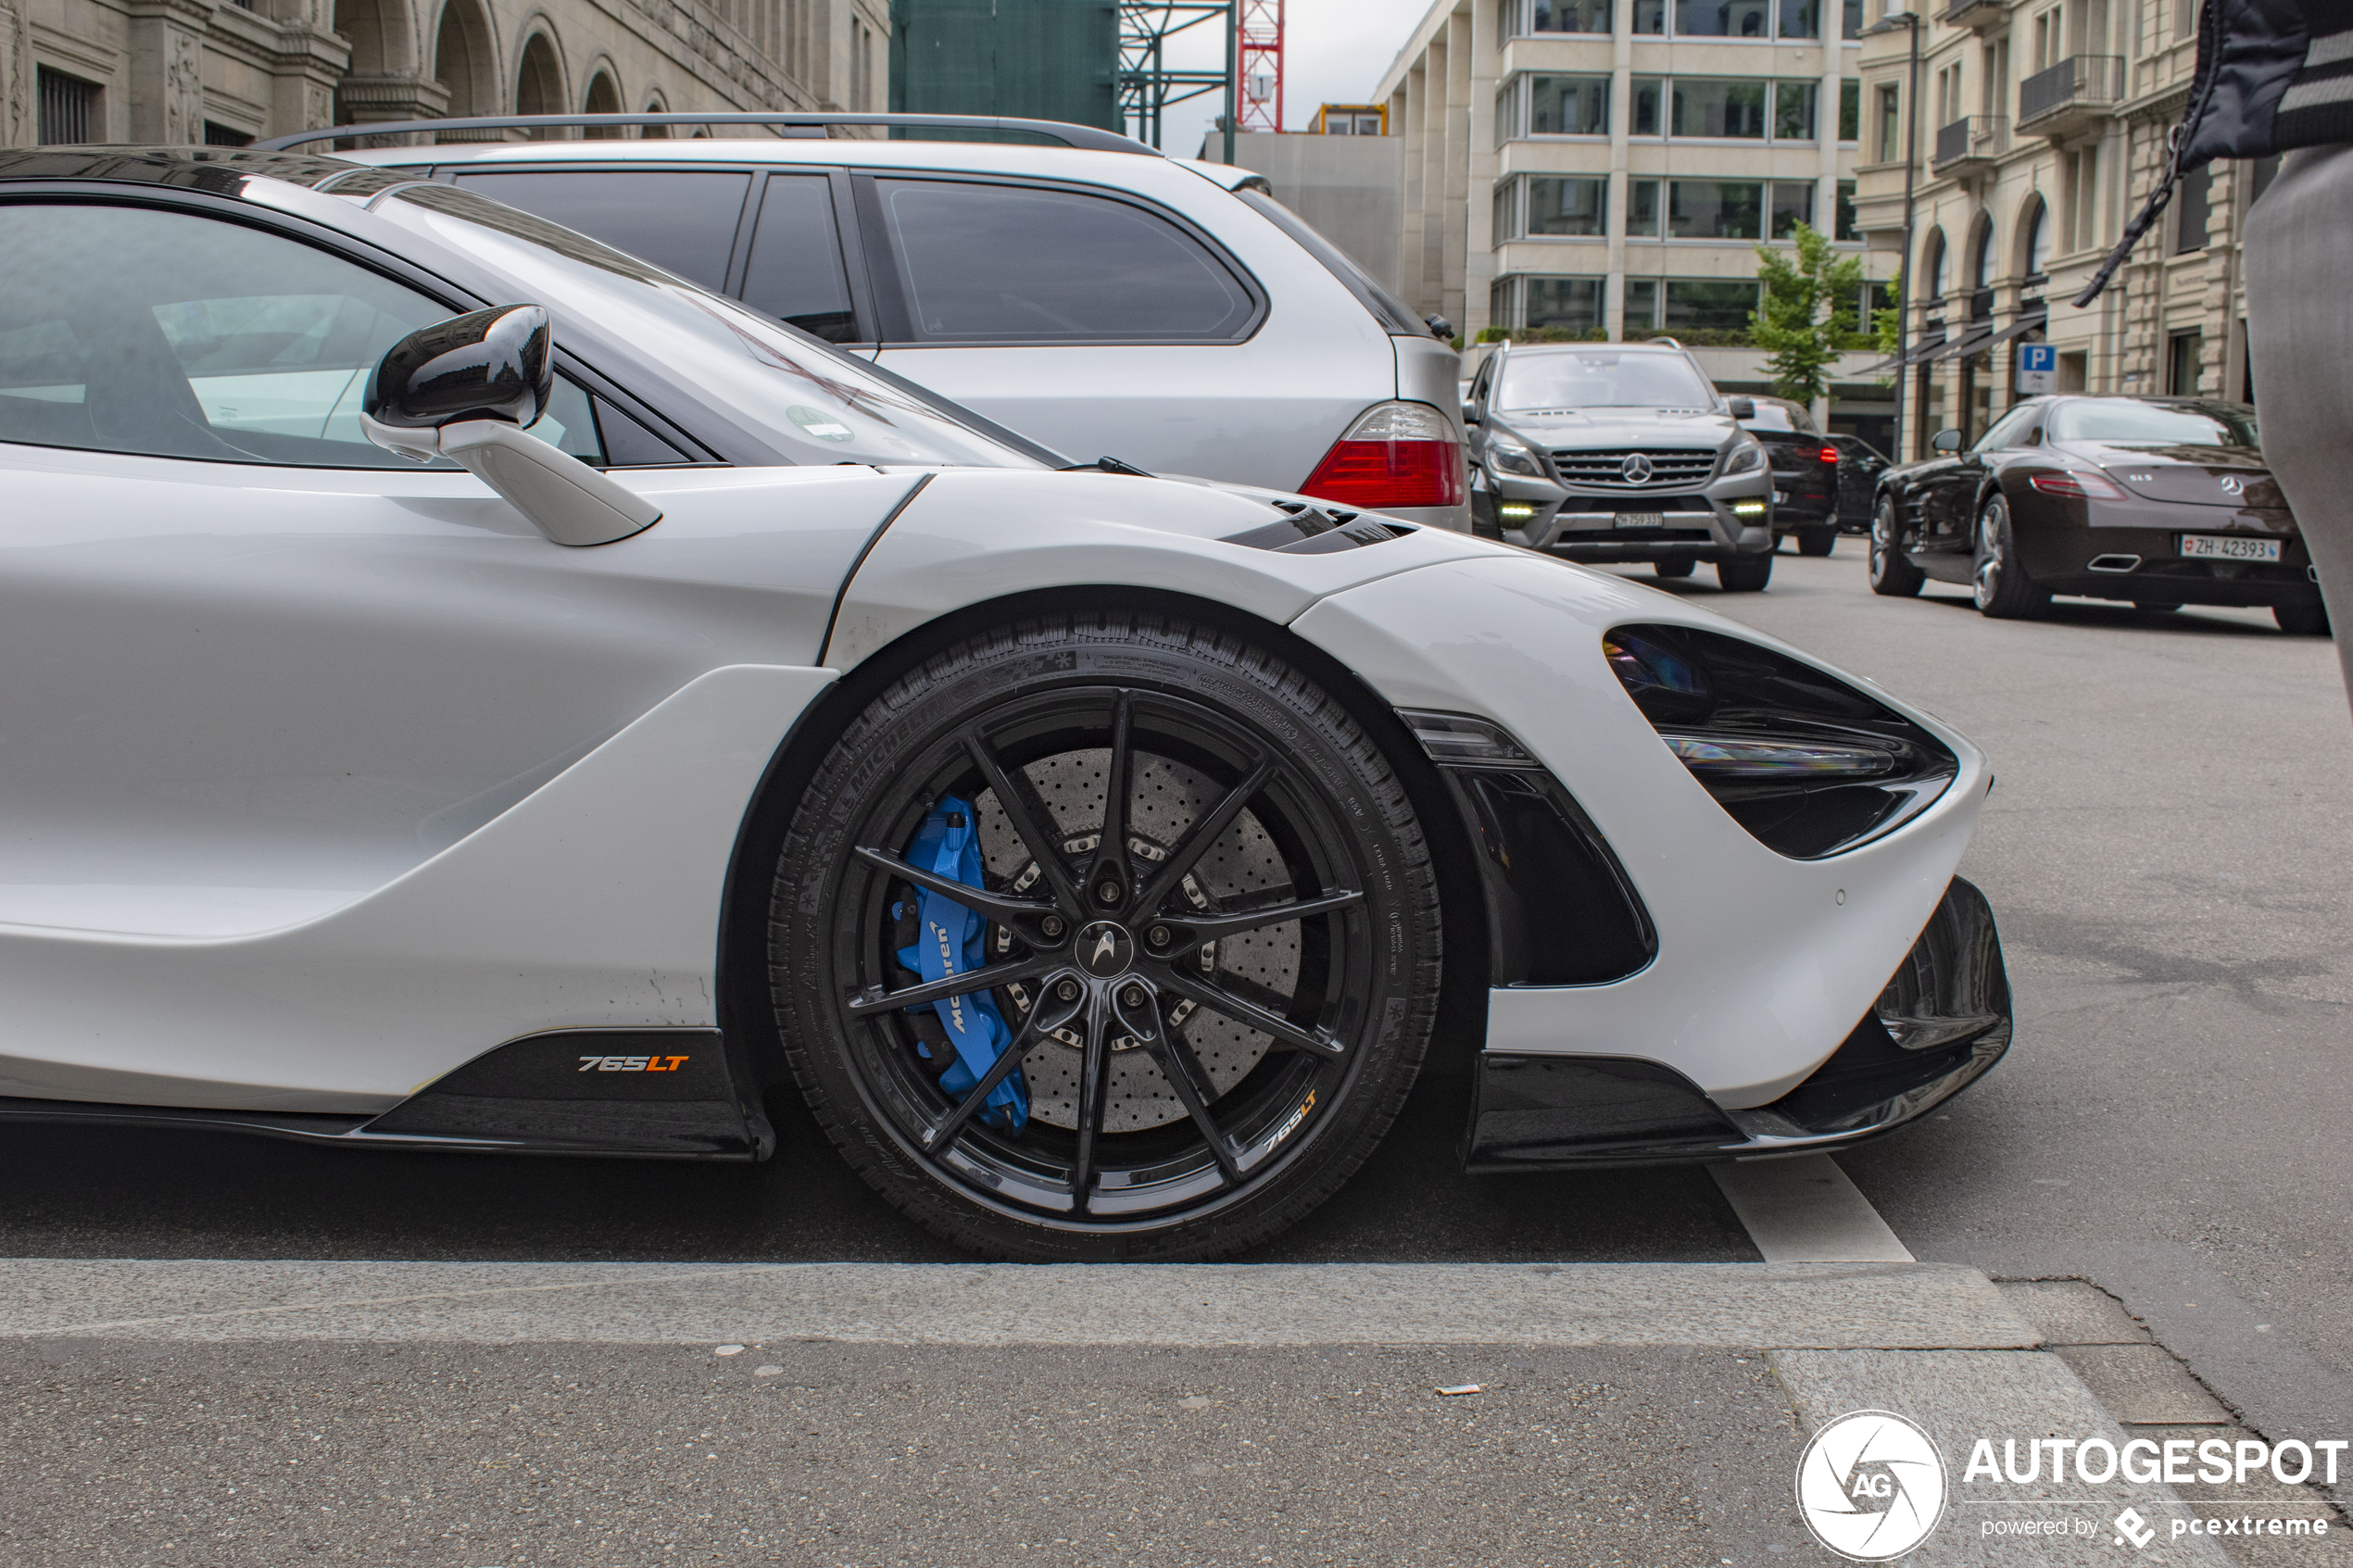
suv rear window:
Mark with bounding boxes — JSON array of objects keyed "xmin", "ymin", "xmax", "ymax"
[
  {"xmin": 870, "ymin": 179, "xmax": 1258, "ymax": 344},
  {"xmin": 448, "ymin": 169, "xmax": 750, "ymax": 292}
]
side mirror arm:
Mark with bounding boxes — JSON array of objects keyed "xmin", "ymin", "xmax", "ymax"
[{"xmin": 361, "ymin": 303, "xmax": 660, "ymax": 547}]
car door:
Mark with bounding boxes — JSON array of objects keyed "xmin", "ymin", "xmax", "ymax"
[
  {"xmin": 0, "ymin": 194, "xmax": 862, "ymax": 968},
  {"xmin": 862, "ymin": 173, "xmax": 1390, "ymax": 488},
  {"xmin": 1915, "ymin": 403, "xmax": 2038, "ymax": 571}
]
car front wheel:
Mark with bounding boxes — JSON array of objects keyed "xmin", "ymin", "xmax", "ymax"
[
  {"xmin": 1796, "ymin": 526, "xmax": 1838, "ymax": 558},
  {"xmin": 1869, "ymin": 497, "xmax": 1925, "ymax": 596},
  {"xmin": 1972, "ymin": 494, "xmax": 2049, "ymax": 619},
  {"xmin": 769, "ymin": 611, "xmax": 1443, "ymax": 1261}
]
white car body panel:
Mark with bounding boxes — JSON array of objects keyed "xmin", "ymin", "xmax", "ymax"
[
  {"xmin": 823, "ymin": 468, "xmax": 1497, "ymax": 671},
  {"xmin": 0, "ymin": 662, "xmax": 830, "ymax": 1110},
  {"xmin": 1291, "ymin": 556, "xmax": 1989, "ymax": 1106}
]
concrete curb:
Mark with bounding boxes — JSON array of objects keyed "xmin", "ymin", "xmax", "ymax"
[{"xmin": 0, "ymin": 1257, "xmax": 2038, "ymax": 1348}]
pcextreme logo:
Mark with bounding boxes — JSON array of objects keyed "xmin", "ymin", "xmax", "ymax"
[
  {"xmin": 1796, "ymin": 1411, "xmax": 1949, "ymax": 1561},
  {"xmin": 577, "ymin": 1055, "xmax": 690, "ymax": 1073}
]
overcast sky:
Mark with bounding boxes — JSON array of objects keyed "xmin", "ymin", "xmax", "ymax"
[{"xmin": 1145, "ymin": 0, "xmax": 1436, "ymax": 157}]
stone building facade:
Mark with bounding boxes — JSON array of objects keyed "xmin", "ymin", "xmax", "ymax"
[
  {"xmin": 0, "ymin": 0, "xmax": 887, "ymax": 151},
  {"xmin": 1850, "ymin": 0, "xmax": 2260, "ymax": 459},
  {"xmin": 1375, "ymin": 0, "xmax": 1897, "ymax": 445}
]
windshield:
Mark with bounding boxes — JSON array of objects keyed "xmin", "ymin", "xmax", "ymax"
[
  {"xmin": 2049, "ymin": 399, "xmax": 2259, "ymax": 449},
  {"xmin": 1496, "ymin": 351, "xmax": 1716, "ymax": 413},
  {"xmin": 371, "ymin": 183, "xmax": 1050, "ymax": 470}
]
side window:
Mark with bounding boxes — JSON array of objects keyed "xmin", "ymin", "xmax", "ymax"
[
  {"xmin": 872, "ymin": 179, "xmax": 1258, "ymax": 344},
  {"xmin": 1972, "ymin": 405, "xmax": 2037, "ymax": 453},
  {"xmin": 447, "ymin": 170, "xmax": 751, "ymax": 293},
  {"xmin": 740, "ymin": 174, "xmax": 860, "ymax": 344},
  {"xmin": 1470, "ymin": 356, "xmax": 1494, "ymax": 415},
  {"xmin": 0, "ymin": 202, "xmax": 631, "ymax": 469}
]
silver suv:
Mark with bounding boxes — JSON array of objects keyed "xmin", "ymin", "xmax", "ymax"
[
  {"xmin": 1464, "ymin": 340, "xmax": 1777, "ymax": 590},
  {"xmin": 285, "ymin": 114, "xmax": 1470, "ymax": 532}
]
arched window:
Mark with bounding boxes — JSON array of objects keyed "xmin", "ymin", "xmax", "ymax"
[
  {"xmin": 1969, "ymin": 220, "xmax": 1994, "ymax": 292},
  {"xmin": 641, "ymin": 93, "xmax": 669, "ymax": 137},
  {"xmin": 1924, "ymin": 229, "xmax": 1949, "ymax": 300},
  {"xmin": 431, "ymin": 0, "xmax": 496, "ymax": 119},
  {"xmin": 583, "ymin": 69, "xmax": 622, "ymax": 138},
  {"xmin": 2021, "ymin": 197, "xmax": 2050, "ymax": 276},
  {"xmin": 515, "ymin": 32, "xmax": 564, "ymax": 133}
]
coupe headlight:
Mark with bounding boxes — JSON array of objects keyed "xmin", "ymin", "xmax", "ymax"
[
  {"xmin": 1486, "ymin": 429, "xmax": 1546, "ymax": 478},
  {"xmin": 1602, "ymin": 625, "xmax": 1957, "ymax": 859},
  {"xmin": 1720, "ymin": 437, "xmax": 1766, "ymax": 476}
]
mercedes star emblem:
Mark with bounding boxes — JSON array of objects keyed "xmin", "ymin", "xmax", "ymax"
[{"xmin": 1620, "ymin": 453, "xmax": 1655, "ymax": 484}]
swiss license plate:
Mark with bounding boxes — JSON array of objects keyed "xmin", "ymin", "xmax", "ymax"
[
  {"xmin": 2180, "ymin": 533, "xmax": 2282, "ymax": 562},
  {"xmin": 1616, "ymin": 511, "xmax": 1665, "ymax": 529}
]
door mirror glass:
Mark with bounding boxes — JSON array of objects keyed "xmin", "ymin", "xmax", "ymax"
[{"xmin": 1931, "ymin": 427, "xmax": 1962, "ymax": 452}]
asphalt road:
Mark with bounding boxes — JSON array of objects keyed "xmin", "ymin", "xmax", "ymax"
[{"xmin": 4, "ymin": 546, "xmax": 2347, "ymax": 1438}]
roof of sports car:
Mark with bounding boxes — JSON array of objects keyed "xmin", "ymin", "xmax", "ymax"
[{"xmin": 0, "ymin": 146, "xmax": 359, "ymax": 192}]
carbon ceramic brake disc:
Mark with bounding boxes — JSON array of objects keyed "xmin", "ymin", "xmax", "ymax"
[{"xmin": 974, "ymin": 747, "xmax": 1300, "ymax": 1133}]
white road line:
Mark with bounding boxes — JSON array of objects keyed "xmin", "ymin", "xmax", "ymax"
[
  {"xmin": 1713, "ymin": 1154, "xmax": 1916, "ymax": 1264},
  {"xmin": 0, "ymin": 1259, "xmax": 2027, "ymax": 1347}
]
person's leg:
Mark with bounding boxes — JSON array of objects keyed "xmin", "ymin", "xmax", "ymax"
[{"xmin": 2244, "ymin": 144, "xmax": 2353, "ymax": 705}]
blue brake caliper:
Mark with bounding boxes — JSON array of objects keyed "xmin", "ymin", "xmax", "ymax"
[{"xmin": 893, "ymin": 795, "xmax": 1028, "ymax": 1134}]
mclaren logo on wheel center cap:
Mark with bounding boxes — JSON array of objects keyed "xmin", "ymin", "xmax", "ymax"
[
  {"xmin": 1621, "ymin": 453, "xmax": 1654, "ymax": 484},
  {"xmin": 1076, "ymin": 921, "xmax": 1135, "ymax": 977}
]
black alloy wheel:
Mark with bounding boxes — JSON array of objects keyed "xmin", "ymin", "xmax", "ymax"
[
  {"xmin": 1972, "ymin": 494, "xmax": 2049, "ymax": 619},
  {"xmin": 1869, "ymin": 496, "xmax": 1924, "ymax": 596},
  {"xmin": 769, "ymin": 612, "xmax": 1442, "ymax": 1261},
  {"xmin": 1796, "ymin": 526, "xmax": 1838, "ymax": 558}
]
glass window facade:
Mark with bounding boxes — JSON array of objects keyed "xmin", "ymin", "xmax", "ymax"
[
  {"xmin": 1531, "ymin": 0, "xmax": 1613, "ymax": 30},
  {"xmin": 1529, "ymin": 75, "xmax": 1611, "ymax": 135},
  {"xmin": 1629, "ymin": 178, "xmax": 1662, "ymax": 237},
  {"xmin": 1775, "ymin": 82, "xmax": 1818, "ymax": 140},
  {"xmin": 1490, "ymin": 274, "xmax": 1605, "ymax": 330},
  {"xmin": 1668, "ymin": 179, "xmax": 1763, "ymax": 239},
  {"xmin": 1528, "ymin": 176, "xmax": 1608, "ymax": 235},
  {"xmin": 1665, "ymin": 278, "xmax": 1761, "ymax": 329},
  {"xmin": 1770, "ymin": 181, "xmax": 1815, "ymax": 238},
  {"xmin": 1625, "ymin": 0, "xmax": 1825, "ymax": 36},
  {"xmin": 1839, "ymin": 80, "xmax": 1860, "ymax": 140},
  {"xmin": 1493, "ymin": 179, "xmax": 1519, "ymax": 241},
  {"xmin": 1626, "ymin": 277, "xmax": 1661, "ymax": 329},
  {"xmin": 1633, "ymin": 78, "xmax": 1664, "ymax": 134},
  {"xmin": 1836, "ymin": 180, "xmax": 1859, "ymax": 242},
  {"xmin": 1527, "ymin": 276, "xmax": 1606, "ymax": 329},
  {"xmin": 1672, "ymin": 79, "xmax": 1768, "ymax": 137}
]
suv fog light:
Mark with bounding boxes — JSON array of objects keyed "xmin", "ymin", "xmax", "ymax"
[
  {"xmin": 1729, "ymin": 499, "xmax": 1768, "ymax": 519},
  {"xmin": 1498, "ymin": 502, "xmax": 1537, "ymax": 521}
]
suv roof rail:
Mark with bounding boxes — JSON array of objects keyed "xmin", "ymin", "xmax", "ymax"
[{"xmin": 255, "ymin": 112, "xmax": 1161, "ymax": 157}]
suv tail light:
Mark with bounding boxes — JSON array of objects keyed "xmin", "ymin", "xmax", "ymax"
[
  {"xmin": 1819, "ymin": 445, "xmax": 1841, "ymax": 465},
  {"xmin": 1301, "ymin": 401, "xmax": 1465, "ymax": 509}
]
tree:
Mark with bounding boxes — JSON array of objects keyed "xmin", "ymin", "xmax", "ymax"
[
  {"xmin": 1748, "ymin": 222, "xmax": 1867, "ymax": 408},
  {"xmin": 1871, "ymin": 270, "xmax": 1904, "ymax": 388}
]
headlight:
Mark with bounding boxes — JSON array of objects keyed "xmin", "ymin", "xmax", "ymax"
[
  {"xmin": 1486, "ymin": 428, "xmax": 1546, "ymax": 478},
  {"xmin": 1720, "ymin": 437, "xmax": 1766, "ymax": 476},
  {"xmin": 1602, "ymin": 625, "xmax": 1957, "ymax": 859}
]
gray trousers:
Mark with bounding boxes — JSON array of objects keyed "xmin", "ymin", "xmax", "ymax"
[{"xmin": 2245, "ymin": 144, "xmax": 2353, "ymax": 705}]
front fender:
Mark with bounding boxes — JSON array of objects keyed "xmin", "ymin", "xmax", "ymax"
[{"xmin": 819, "ymin": 468, "xmax": 1503, "ymax": 671}]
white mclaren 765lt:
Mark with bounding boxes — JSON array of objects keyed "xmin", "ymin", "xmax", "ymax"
[{"xmin": 0, "ymin": 147, "xmax": 2012, "ymax": 1261}]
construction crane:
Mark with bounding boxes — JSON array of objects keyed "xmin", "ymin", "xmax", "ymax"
[
  {"xmin": 1117, "ymin": 1, "xmax": 1285, "ymax": 158},
  {"xmin": 1236, "ymin": 0, "xmax": 1284, "ymax": 134}
]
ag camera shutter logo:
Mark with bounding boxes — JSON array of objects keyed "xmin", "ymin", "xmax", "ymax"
[{"xmin": 1795, "ymin": 1410, "xmax": 1948, "ymax": 1561}]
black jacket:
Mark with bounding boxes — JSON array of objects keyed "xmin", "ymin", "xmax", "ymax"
[{"xmin": 2081, "ymin": 0, "xmax": 2353, "ymax": 302}]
